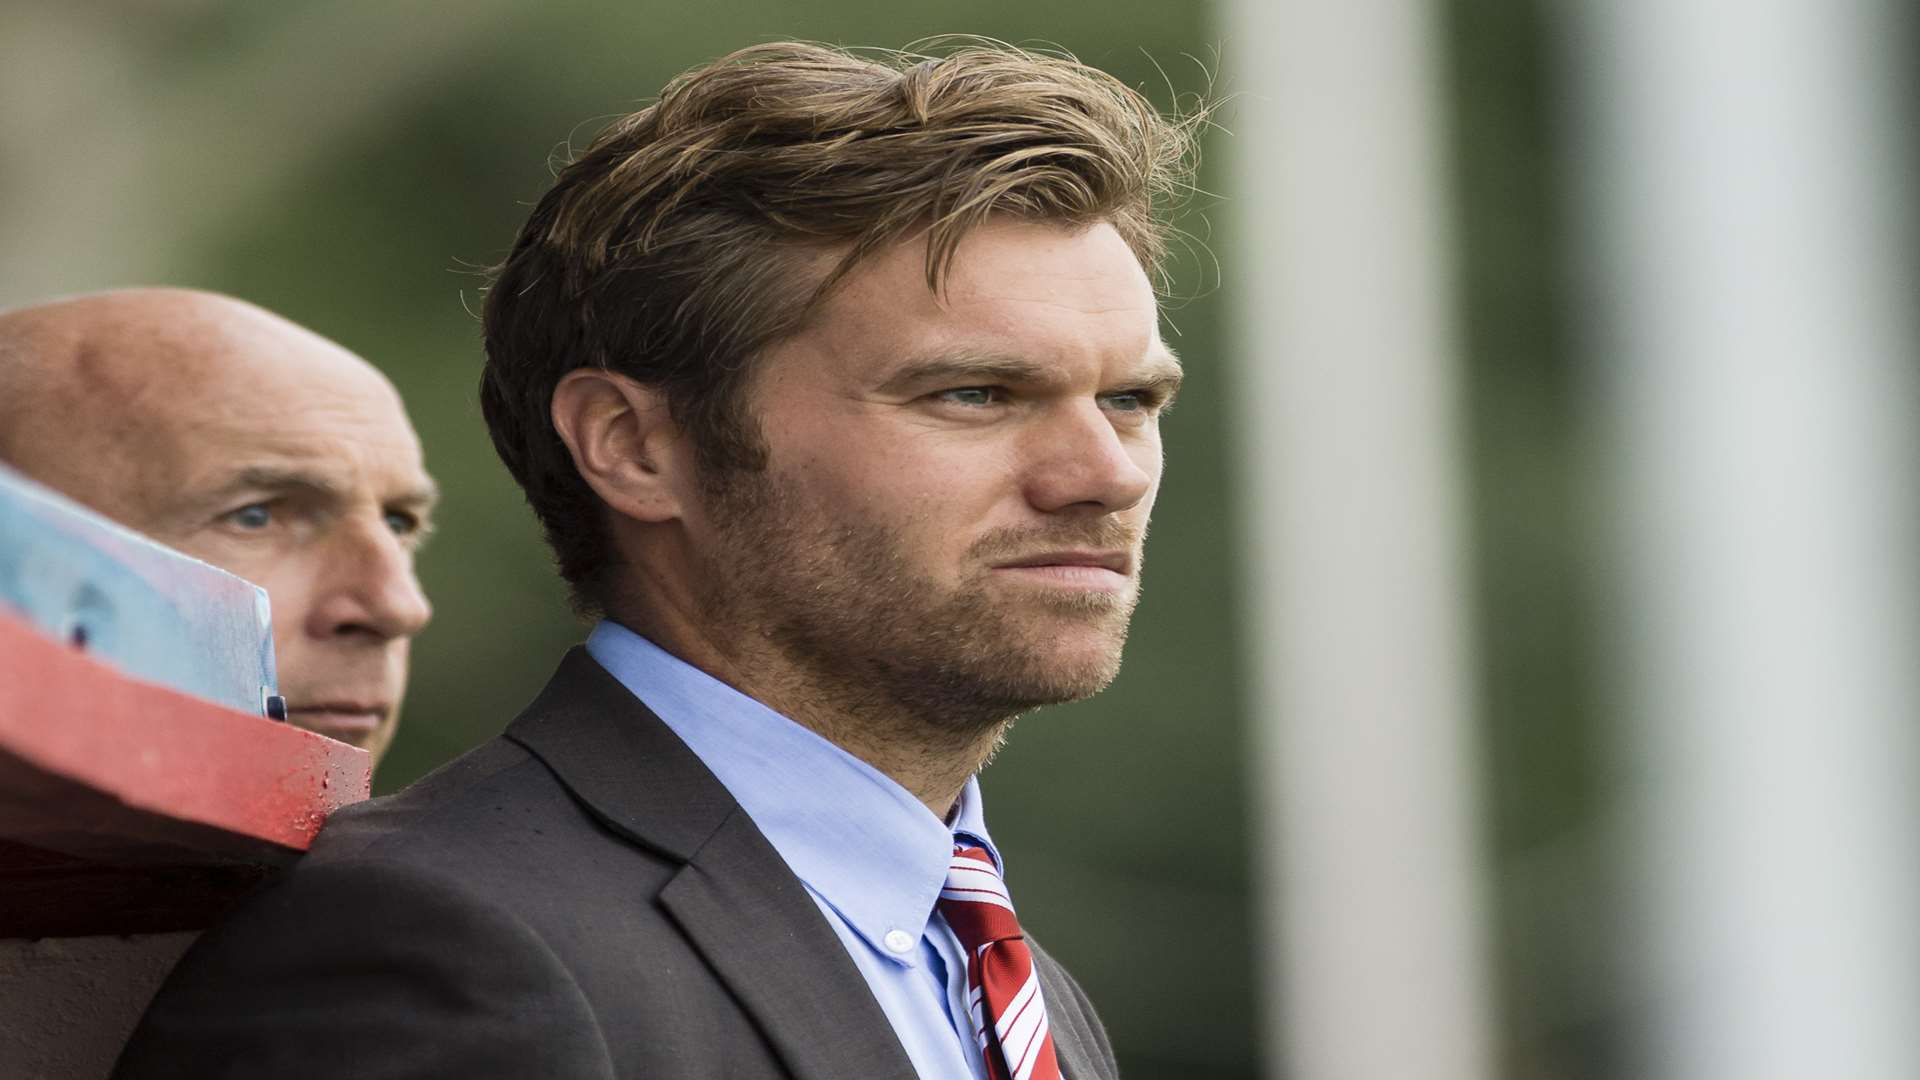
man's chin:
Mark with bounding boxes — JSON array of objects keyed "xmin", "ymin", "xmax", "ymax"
[{"xmin": 965, "ymin": 633, "xmax": 1130, "ymax": 710}]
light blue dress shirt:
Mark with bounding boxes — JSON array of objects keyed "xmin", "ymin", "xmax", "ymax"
[{"xmin": 586, "ymin": 621, "xmax": 995, "ymax": 1080}]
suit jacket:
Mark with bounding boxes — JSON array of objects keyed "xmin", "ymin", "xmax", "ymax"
[{"xmin": 113, "ymin": 648, "xmax": 1119, "ymax": 1079}]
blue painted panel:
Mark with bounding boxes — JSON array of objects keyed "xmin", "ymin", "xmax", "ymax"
[{"xmin": 0, "ymin": 463, "xmax": 276, "ymax": 716}]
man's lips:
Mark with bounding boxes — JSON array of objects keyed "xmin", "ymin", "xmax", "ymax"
[
  {"xmin": 989, "ymin": 550, "xmax": 1133, "ymax": 586},
  {"xmin": 285, "ymin": 703, "xmax": 390, "ymax": 741},
  {"xmin": 991, "ymin": 550, "xmax": 1130, "ymax": 572}
]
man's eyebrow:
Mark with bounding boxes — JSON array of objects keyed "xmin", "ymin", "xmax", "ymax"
[
  {"xmin": 878, "ymin": 353, "xmax": 1054, "ymax": 393},
  {"xmin": 395, "ymin": 477, "xmax": 441, "ymax": 513},
  {"xmin": 1136, "ymin": 346, "xmax": 1185, "ymax": 397},
  {"xmin": 879, "ymin": 347, "xmax": 1186, "ymax": 395},
  {"xmin": 214, "ymin": 466, "xmax": 346, "ymax": 502},
  {"xmin": 209, "ymin": 467, "xmax": 440, "ymax": 512}
]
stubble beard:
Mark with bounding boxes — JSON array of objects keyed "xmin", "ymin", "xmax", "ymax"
[{"xmin": 696, "ymin": 469, "xmax": 1143, "ymax": 740}]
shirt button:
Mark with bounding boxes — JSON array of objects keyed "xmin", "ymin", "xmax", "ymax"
[{"xmin": 883, "ymin": 929, "xmax": 915, "ymax": 954}]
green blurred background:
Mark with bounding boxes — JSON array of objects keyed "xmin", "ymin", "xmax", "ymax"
[{"xmin": 1, "ymin": 2, "xmax": 1613, "ymax": 1076}]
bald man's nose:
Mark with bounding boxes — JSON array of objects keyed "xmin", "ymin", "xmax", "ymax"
[{"xmin": 306, "ymin": 523, "xmax": 432, "ymax": 642}]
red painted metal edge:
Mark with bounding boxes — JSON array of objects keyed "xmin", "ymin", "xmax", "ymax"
[{"xmin": 0, "ymin": 611, "xmax": 369, "ymax": 859}]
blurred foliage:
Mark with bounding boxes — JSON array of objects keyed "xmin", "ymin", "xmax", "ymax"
[{"xmin": 1443, "ymin": 3, "xmax": 1613, "ymax": 1078}]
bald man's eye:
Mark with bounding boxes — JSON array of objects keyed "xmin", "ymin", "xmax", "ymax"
[
  {"xmin": 223, "ymin": 503, "xmax": 273, "ymax": 530},
  {"xmin": 384, "ymin": 510, "xmax": 421, "ymax": 537},
  {"xmin": 931, "ymin": 386, "xmax": 1009, "ymax": 409}
]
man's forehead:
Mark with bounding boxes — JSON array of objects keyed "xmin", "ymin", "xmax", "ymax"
[
  {"xmin": 0, "ymin": 290, "xmax": 429, "ymax": 528},
  {"xmin": 822, "ymin": 221, "xmax": 1158, "ymax": 332},
  {"xmin": 112, "ymin": 359, "xmax": 426, "ymax": 520}
]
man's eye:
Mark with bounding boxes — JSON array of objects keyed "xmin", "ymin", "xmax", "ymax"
[
  {"xmin": 224, "ymin": 503, "xmax": 273, "ymax": 530},
  {"xmin": 384, "ymin": 510, "xmax": 419, "ymax": 536},
  {"xmin": 936, "ymin": 387, "xmax": 1003, "ymax": 407},
  {"xmin": 1101, "ymin": 388, "xmax": 1168, "ymax": 415}
]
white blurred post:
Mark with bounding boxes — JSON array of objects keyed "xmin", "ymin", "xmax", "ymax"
[
  {"xmin": 1572, "ymin": 2, "xmax": 1920, "ymax": 1078},
  {"xmin": 1222, "ymin": 3, "xmax": 1495, "ymax": 1078}
]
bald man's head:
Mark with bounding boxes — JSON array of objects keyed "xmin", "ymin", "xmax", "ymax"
[{"xmin": 0, "ymin": 289, "xmax": 434, "ymax": 764}]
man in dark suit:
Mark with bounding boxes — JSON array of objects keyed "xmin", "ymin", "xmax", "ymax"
[{"xmin": 118, "ymin": 40, "xmax": 1193, "ymax": 1079}]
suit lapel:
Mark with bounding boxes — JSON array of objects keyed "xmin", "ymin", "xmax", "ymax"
[
  {"xmin": 507, "ymin": 648, "xmax": 917, "ymax": 1080},
  {"xmin": 506, "ymin": 648, "xmax": 734, "ymax": 863},
  {"xmin": 1049, "ymin": 997, "xmax": 1100, "ymax": 1080},
  {"xmin": 661, "ymin": 811, "xmax": 919, "ymax": 1080},
  {"xmin": 1053, "ymin": 1029, "xmax": 1095, "ymax": 1080}
]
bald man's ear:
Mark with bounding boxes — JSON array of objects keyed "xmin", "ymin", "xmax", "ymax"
[{"xmin": 551, "ymin": 369, "xmax": 690, "ymax": 525}]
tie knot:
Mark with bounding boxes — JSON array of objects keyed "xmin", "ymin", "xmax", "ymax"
[{"xmin": 939, "ymin": 845, "xmax": 1024, "ymax": 949}]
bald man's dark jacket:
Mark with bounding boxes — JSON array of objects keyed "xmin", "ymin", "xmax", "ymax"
[{"xmin": 112, "ymin": 649, "xmax": 1119, "ymax": 1079}]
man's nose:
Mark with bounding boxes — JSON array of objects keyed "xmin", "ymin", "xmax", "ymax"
[
  {"xmin": 1021, "ymin": 402, "xmax": 1155, "ymax": 515},
  {"xmin": 305, "ymin": 520, "xmax": 433, "ymax": 642}
]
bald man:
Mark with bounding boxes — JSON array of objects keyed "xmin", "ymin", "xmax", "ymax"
[{"xmin": 0, "ymin": 288, "xmax": 434, "ymax": 765}]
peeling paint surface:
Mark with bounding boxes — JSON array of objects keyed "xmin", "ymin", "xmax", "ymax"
[{"xmin": 0, "ymin": 611, "xmax": 369, "ymax": 854}]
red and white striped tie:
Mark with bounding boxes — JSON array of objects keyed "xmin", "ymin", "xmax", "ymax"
[{"xmin": 938, "ymin": 845, "xmax": 1064, "ymax": 1080}]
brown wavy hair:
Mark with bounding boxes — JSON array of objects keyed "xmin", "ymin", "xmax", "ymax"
[{"xmin": 481, "ymin": 39, "xmax": 1200, "ymax": 615}]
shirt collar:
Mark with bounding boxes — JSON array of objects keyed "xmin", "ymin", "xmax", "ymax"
[{"xmin": 585, "ymin": 620, "xmax": 1000, "ymax": 963}]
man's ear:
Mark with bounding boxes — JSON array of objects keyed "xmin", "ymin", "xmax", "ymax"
[{"xmin": 550, "ymin": 368, "xmax": 689, "ymax": 524}]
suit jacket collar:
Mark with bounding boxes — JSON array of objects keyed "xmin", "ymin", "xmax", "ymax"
[
  {"xmin": 505, "ymin": 647, "xmax": 919, "ymax": 1080},
  {"xmin": 505, "ymin": 647, "xmax": 730, "ymax": 860}
]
